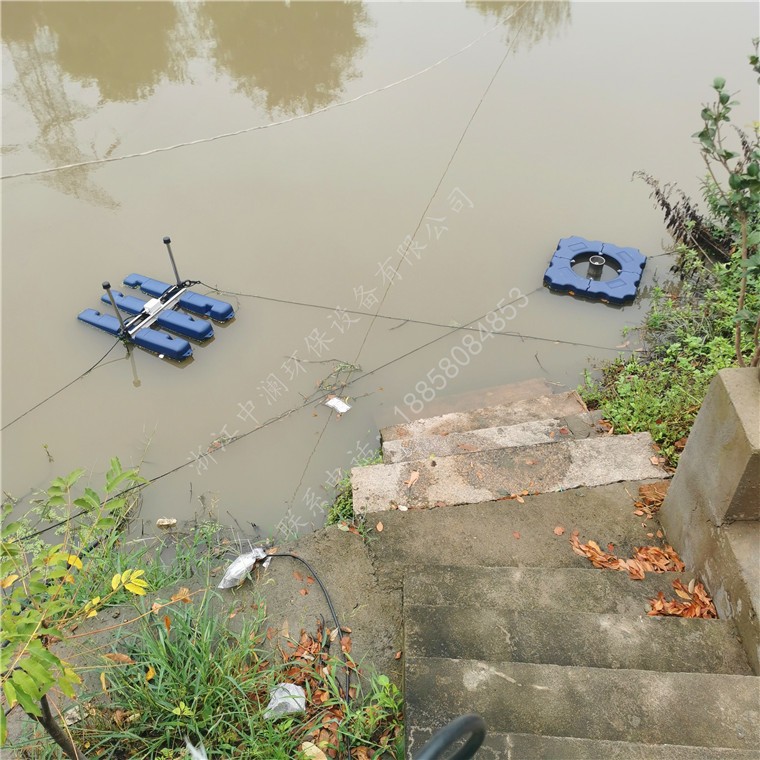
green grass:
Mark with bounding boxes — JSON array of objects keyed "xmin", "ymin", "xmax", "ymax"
[
  {"xmin": 22, "ymin": 590, "xmax": 403, "ymax": 759},
  {"xmin": 325, "ymin": 451, "xmax": 382, "ymax": 527},
  {"xmin": 580, "ymin": 247, "xmax": 759, "ymax": 464}
]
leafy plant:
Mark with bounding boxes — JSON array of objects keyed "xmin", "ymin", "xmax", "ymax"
[{"xmin": 1, "ymin": 460, "xmax": 148, "ymax": 758}]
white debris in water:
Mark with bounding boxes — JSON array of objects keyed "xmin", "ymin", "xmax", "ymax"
[{"xmin": 325, "ymin": 397, "xmax": 351, "ymax": 414}]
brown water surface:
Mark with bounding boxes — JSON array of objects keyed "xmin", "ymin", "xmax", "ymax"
[{"xmin": 2, "ymin": 1, "xmax": 757, "ymax": 538}]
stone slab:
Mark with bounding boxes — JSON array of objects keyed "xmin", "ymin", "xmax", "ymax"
[
  {"xmin": 403, "ymin": 565, "xmax": 693, "ymax": 616},
  {"xmin": 367, "ymin": 480, "xmax": 673, "ymax": 588},
  {"xmin": 407, "ymin": 728, "xmax": 760, "ymax": 760},
  {"xmin": 381, "ymin": 390, "xmax": 586, "ymax": 443},
  {"xmin": 393, "ymin": 377, "xmax": 558, "ymax": 420},
  {"xmin": 382, "ymin": 411, "xmax": 605, "ymax": 464},
  {"xmin": 404, "ymin": 605, "xmax": 752, "ymax": 674},
  {"xmin": 405, "ymin": 657, "xmax": 760, "ymax": 750},
  {"xmin": 353, "ymin": 432, "xmax": 665, "ymax": 513}
]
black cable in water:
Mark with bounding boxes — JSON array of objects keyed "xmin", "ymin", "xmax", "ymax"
[{"xmin": 2, "ymin": 340, "xmax": 122, "ymax": 431}]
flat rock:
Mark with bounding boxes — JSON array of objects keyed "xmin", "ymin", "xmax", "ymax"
[
  {"xmin": 353, "ymin": 432, "xmax": 665, "ymax": 513},
  {"xmin": 381, "ymin": 390, "xmax": 586, "ymax": 443},
  {"xmin": 406, "ymin": 657, "xmax": 760, "ymax": 750}
]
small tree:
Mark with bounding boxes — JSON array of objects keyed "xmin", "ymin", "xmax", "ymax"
[
  {"xmin": 1, "ymin": 460, "xmax": 148, "ymax": 758},
  {"xmin": 693, "ymin": 42, "xmax": 760, "ymax": 366}
]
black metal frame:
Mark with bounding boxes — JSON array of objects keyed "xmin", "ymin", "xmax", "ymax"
[{"xmin": 414, "ymin": 714, "xmax": 487, "ymax": 760}]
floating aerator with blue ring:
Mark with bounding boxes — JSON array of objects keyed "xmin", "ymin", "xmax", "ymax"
[{"xmin": 543, "ymin": 236, "xmax": 647, "ymax": 305}]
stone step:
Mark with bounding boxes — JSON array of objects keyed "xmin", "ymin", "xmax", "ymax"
[
  {"xmin": 404, "ymin": 565, "xmax": 694, "ymax": 616},
  {"xmin": 352, "ymin": 432, "xmax": 664, "ymax": 513},
  {"xmin": 381, "ymin": 389, "xmax": 587, "ymax": 443},
  {"xmin": 404, "ymin": 605, "xmax": 752, "ymax": 675},
  {"xmin": 405, "ymin": 657, "xmax": 760, "ymax": 751},
  {"xmin": 382, "ymin": 410, "xmax": 605, "ymax": 464},
  {"xmin": 395, "ymin": 377, "xmax": 559, "ymax": 420},
  {"xmin": 369, "ymin": 481, "xmax": 673, "ymax": 587},
  {"xmin": 407, "ymin": 728, "xmax": 760, "ymax": 760}
]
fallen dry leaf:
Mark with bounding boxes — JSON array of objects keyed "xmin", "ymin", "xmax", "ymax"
[
  {"xmin": 301, "ymin": 741, "xmax": 328, "ymax": 760},
  {"xmin": 570, "ymin": 533, "xmax": 684, "ymax": 579},
  {"xmin": 513, "ymin": 531, "xmax": 521, "ymax": 539},
  {"xmin": 293, "ymin": 570, "xmax": 304, "ymax": 582},
  {"xmin": 299, "ymin": 589, "xmax": 308, "ymax": 596},
  {"xmin": 170, "ymin": 587, "xmax": 191, "ymax": 604},
  {"xmin": 404, "ymin": 471, "xmax": 420, "ymax": 489},
  {"xmin": 163, "ymin": 615, "xmax": 171, "ymax": 634},
  {"xmin": 394, "ymin": 650, "xmax": 402, "ymax": 660},
  {"xmin": 145, "ymin": 665, "xmax": 155, "ymax": 682},
  {"xmin": 553, "ymin": 526, "xmax": 565, "ymax": 536},
  {"xmin": 103, "ymin": 653, "xmax": 135, "ymax": 665},
  {"xmin": 648, "ymin": 579, "xmax": 717, "ymax": 619},
  {"xmin": 376, "ymin": 521, "xmax": 384, "ymax": 532}
]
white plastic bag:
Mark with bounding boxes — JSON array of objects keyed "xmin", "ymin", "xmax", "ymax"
[
  {"xmin": 263, "ymin": 683, "xmax": 306, "ymax": 718},
  {"xmin": 217, "ymin": 548, "xmax": 271, "ymax": 589}
]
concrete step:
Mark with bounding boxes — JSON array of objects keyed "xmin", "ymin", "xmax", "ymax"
[
  {"xmin": 369, "ymin": 481, "xmax": 673, "ymax": 587},
  {"xmin": 405, "ymin": 657, "xmax": 760, "ymax": 751},
  {"xmin": 353, "ymin": 432, "xmax": 664, "ymax": 513},
  {"xmin": 404, "ymin": 565, "xmax": 694, "ymax": 616},
  {"xmin": 407, "ymin": 728, "xmax": 760, "ymax": 759},
  {"xmin": 394, "ymin": 377, "xmax": 559, "ymax": 420},
  {"xmin": 404, "ymin": 605, "xmax": 752, "ymax": 675},
  {"xmin": 381, "ymin": 389, "xmax": 587, "ymax": 443},
  {"xmin": 382, "ymin": 410, "xmax": 605, "ymax": 464}
]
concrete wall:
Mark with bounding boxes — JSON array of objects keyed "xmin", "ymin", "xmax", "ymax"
[{"xmin": 660, "ymin": 368, "xmax": 760, "ymax": 674}]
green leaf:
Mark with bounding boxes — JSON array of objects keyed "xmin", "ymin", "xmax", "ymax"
[
  {"xmin": 11, "ymin": 669, "xmax": 43, "ymax": 703},
  {"xmin": 712, "ymin": 76, "xmax": 726, "ymax": 90},
  {"xmin": 18, "ymin": 657, "xmax": 54, "ymax": 689},
  {"xmin": 719, "ymin": 91, "xmax": 730, "ymax": 105},
  {"xmin": 0, "ymin": 707, "xmax": 6, "ymax": 746},
  {"xmin": 3, "ymin": 680, "xmax": 18, "ymax": 708},
  {"xmin": 64, "ymin": 469, "xmax": 86, "ymax": 488}
]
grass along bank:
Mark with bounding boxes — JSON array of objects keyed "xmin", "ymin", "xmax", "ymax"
[
  {"xmin": 2, "ymin": 464, "xmax": 403, "ymax": 759},
  {"xmin": 580, "ymin": 51, "xmax": 760, "ymax": 465}
]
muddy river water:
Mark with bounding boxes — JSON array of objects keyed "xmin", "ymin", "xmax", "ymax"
[{"xmin": 2, "ymin": 1, "xmax": 758, "ymax": 539}]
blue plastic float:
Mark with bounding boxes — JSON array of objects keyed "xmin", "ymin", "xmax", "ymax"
[
  {"xmin": 543, "ymin": 236, "xmax": 647, "ymax": 305},
  {"xmin": 76, "ymin": 236, "xmax": 235, "ymax": 362}
]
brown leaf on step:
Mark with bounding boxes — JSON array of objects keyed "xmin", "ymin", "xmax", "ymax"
[
  {"xmin": 376, "ymin": 521, "xmax": 384, "ymax": 532},
  {"xmin": 476, "ymin": 471, "xmax": 484, "ymax": 480},
  {"xmin": 674, "ymin": 436, "xmax": 688, "ymax": 452},
  {"xmin": 646, "ymin": 532, "xmax": 654, "ymax": 538},
  {"xmin": 404, "ymin": 470, "xmax": 420, "ymax": 489},
  {"xmin": 656, "ymin": 530, "xmax": 664, "ymax": 539},
  {"xmin": 607, "ymin": 543, "xmax": 615, "ymax": 553},
  {"xmin": 299, "ymin": 588, "xmax": 308, "ymax": 596},
  {"xmin": 341, "ymin": 635, "xmax": 352, "ymax": 654},
  {"xmin": 306, "ymin": 576, "xmax": 315, "ymax": 584},
  {"xmin": 293, "ymin": 570, "xmax": 304, "ymax": 582},
  {"xmin": 648, "ymin": 579, "xmax": 717, "ymax": 619},
  {"xmin": 638, "ymin": 482, "xmax": 669, "ymax": 510},
  {"xmin": 650, "ymin": 456, "xmax": 660, "ymax": 465},
  {"xmin": 559, "ymin": 426, "xmax": 570, "ymax": 435},
  {"xmin": 104, "ymin": 653, "xmax": 135, "ymax": 665},
  {"xmin": 553, "ymin": 526, "xmax": 565, "ymax": 536},
  {"xmin": 633, "ymin": 509, "xmax": 645, "ymax": 516},
  {"xmin": 549, "ymin": 431, "xmax": 556, "ymax": 439},
  {"xmin": 394, "ymin": 650, "xmax": 402, "ymax": 660},
  {"xmin": 513, "ymin": 531, "xmax": 521, "ymax": 539},
  {"xmin": 457, "ymin": 443, "xmax": 479, "ymax": 452},
  {"xmin": 514, "ymin": 494, "xmax": 525, "ymax": 504},
  {"xmin": 525, "ymin": 459, "xmax": 537, "ymax": 465}
]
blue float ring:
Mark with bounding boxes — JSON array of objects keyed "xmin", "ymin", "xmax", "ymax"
[{"xmin": 543, "ymin": 236, "xmax": 647, "ymax": 305}]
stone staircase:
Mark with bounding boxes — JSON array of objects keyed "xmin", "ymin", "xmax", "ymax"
[{"xmin": 355, "ymin": 380, "xmax": 760, "ymax": 759}]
